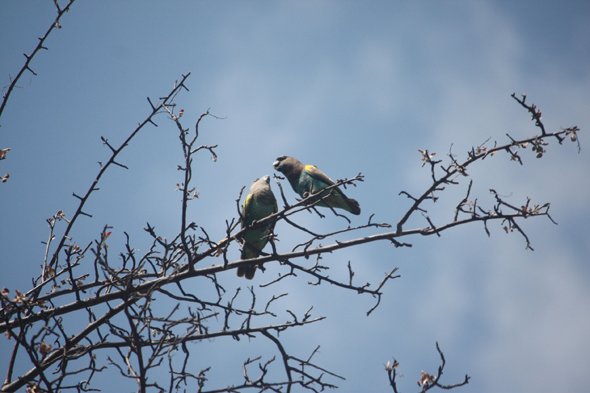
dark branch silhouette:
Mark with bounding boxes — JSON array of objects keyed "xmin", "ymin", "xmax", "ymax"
[
  {"xmin": 0, "ymin": 8, "xmax": 582, "ymax": 392},
  {"xmin": 0, "ymin": 0, "xmax": 77, "ymax": 124},
  {"xmin": 386, "ymin": 343, "xmax": 470, "ymax": 393}
]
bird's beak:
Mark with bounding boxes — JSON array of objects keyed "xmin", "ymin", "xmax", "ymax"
[{"xmin": 272, "ymin": 160, "xmax": 279, "ymax": 169}]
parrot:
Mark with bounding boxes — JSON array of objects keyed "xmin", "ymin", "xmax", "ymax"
[
  {"xmin": 237, "ymin": 175, "xmax": 278, "ymax": 279},
  {"xmin": 272, "ymin": 155, "xmax": 361, "ymax": 215}
]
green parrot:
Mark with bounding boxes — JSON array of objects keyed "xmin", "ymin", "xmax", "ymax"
[
  {"xmin": 273, "ymin": 156, "xmax": 361, "ymax": 215},
  {"xmin": 237, "ymin": 175, "xmax": 278, "ymax": 279}
]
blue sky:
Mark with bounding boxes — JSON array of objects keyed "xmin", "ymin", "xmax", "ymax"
[{"xmin": 2, "ymin": 1, "xmax": 590, "ymax": 392}]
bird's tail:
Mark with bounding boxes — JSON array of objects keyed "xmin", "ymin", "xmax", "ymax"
[
  {"xmin": 237, "ymin": 242, "xmax": 261, "ymax": 279},
  {"xmin": 345, "ymin": 197, "xmax": 361, "ymax": 215},
  {"xmin": 237, "ymin": 264, "xmax": 256, "ymax": 279}
]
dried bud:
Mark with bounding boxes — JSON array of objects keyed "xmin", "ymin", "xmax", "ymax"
[
  {"xmin": 385, "ymin": 360, "xmax": 399, "ymax": 370},
  {"xmin": 26, "ymin": 384, "xmax": 42, "ymax": 393},
  {"xmin": 13, "ymin": 290, "xmax": 26, "ymax": 304},
  {"xmin": 39, "ymin": 342, "xmax": 53, "ymax": 356},
  {"xmin": 0, "ymin": 148, "xmax": 11, "ymax": 159},
  {"xmin": 418, "ymin": 370, "xmax": 435, "ymax": 386}
]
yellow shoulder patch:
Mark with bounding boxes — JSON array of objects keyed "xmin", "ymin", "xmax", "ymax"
[
  {"xmin": 304, "ymin": 165, "xmax": 317, "ymax": 171},
  {"xmin": 243, "ymin": 193, "xmax": 253, "ymax": 210}
]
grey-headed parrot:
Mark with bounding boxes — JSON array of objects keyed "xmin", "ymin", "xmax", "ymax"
[
  {"xmin": 237, "ymin": 175, "xmax": 278, "ymax": 279},
  {"xmin": 273, "ymin": 156, "xmax": 360, "ymax": 215}
]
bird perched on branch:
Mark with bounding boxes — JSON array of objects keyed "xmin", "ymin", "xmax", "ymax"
[
  {"xmin": 238, "ymin": 175, "xmax": 278, "ymax": 279},
  {"xmin": 273, "ymin": 155, "xmax": 361, "ymax": 215}
]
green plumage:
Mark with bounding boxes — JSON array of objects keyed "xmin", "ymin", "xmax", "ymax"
[
  {"xmin": 238, "ymin": 175, "xmax": 278, "ymax": 279},
  {"xmin": 273, "ymin": 156, "xmax": 361, "ymax": 215}
]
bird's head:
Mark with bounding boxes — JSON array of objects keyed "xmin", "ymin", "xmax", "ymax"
[
  {"xmin": 273, "ymin": 155, "xmax": 302, "ymax": 174},
  {"xmin": 273, "ymin": 155, "xmax": 288, "ymax": 171},
  {"xmin": 252, "ymin": 175, "xmax": 270, "ymax": 187}
]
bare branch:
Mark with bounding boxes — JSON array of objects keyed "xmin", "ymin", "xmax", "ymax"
[{"xmin": 1, "ymin": 0, "xmax": 77, "ymax": 123}]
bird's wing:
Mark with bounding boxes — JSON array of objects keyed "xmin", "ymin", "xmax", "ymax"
[{"xmin": 304, "ymin": 165, "xmax": 334, "ymax": 186}]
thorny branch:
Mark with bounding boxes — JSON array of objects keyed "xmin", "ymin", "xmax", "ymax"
[
  {"xmin": 0, "ymin": 65, "xmax": 581, "ymax": 393},
  {"xmin": 0, "ymin": 0, "xmax": 77, "ymax": 188},
  {"xmin": 398, "ymin": 93, "xmax": 578, "ymax": 237},
  {"xmin": 1, "ymin": 0, "xmax": 77, "ymax": 123}
]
